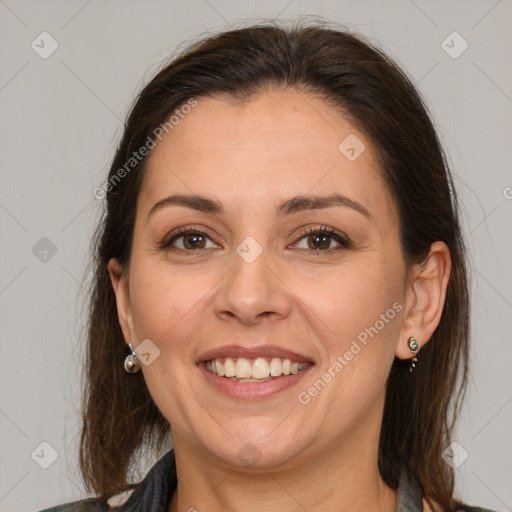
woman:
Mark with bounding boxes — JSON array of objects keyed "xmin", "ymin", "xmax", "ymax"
[{"xmin": 40, "ymin": 20, "xmax": 496, "ymax": 512}]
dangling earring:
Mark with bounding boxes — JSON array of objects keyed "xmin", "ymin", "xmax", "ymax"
[
  {"xmin": 124, "ymin": 342, "xmax": 141, "ymax": 373},
  {"xmin": 407, "ymin": 336, "xmax": 419, "ymax": 373}
]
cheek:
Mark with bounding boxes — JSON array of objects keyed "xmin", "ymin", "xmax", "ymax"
[
  {"xmin": 296, "ymin": 258, "xmax": 404, "ymax": 364},
  {"xmin": 128, "ymin": 259, "xmax": 212, "ymax": 361}
]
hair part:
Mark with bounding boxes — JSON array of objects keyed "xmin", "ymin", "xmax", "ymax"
[{"xmin": 79, "ymin": 19, "xmax": 469, "ymax": 510}]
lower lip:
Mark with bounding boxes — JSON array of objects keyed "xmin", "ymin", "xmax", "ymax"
[{"xmin": 198, "ymin": 362, "xmax": 314, "ymax": 400}]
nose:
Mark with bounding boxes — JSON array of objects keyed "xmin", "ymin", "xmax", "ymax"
[{"xmin": 212, "ymin": 240, "xmax": 293, "ymax": 326}]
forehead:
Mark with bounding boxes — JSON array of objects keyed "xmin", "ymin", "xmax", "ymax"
[{"xmin": 139, "ymin": 89, "xmax": 397, "ymax": 223}]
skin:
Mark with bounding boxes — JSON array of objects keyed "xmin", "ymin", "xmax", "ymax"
[{"xmin": 108, "ymin": 88, "xmax": 450, "ymax": 512}]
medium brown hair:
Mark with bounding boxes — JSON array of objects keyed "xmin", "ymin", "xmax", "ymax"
[{"xmin": 79, "ymin": 19, "xmax": 470, "ymax": 511}]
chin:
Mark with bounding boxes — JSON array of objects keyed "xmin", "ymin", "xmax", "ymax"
[{"xmin": 194, "ymin": 418, "xmax": 311, "ymax": 472}]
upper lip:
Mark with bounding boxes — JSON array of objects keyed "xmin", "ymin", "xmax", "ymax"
[{"xmin": 196, "ymin": 345, "xmax": 313, "ymax": 364}]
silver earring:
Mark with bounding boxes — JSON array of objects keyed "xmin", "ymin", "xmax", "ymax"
[
  {"xmin": 407, "ymin": 336, "xmax": 419, "ymax": 373},
  {"xmin": 124, "ymin": 343, "xmax": 141, "ymax": 373}
]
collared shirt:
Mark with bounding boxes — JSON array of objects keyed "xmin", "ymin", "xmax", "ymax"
[{"xmin": 39, "ymin": 449, "xmax": 496, "ymax": 512}]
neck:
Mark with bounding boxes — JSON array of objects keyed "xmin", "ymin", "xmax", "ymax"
[{"xmin": 168, "ymin": 422, "xmax": 397, "ymax": 512}]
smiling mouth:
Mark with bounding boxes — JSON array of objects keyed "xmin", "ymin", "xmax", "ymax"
[{"xmin": 205, "ymin": 357, "xmax": 311, "ymax": 382}]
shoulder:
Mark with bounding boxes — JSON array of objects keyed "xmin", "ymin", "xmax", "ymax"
[
  {"xmin": 456, "ymin": 506, "xmax": 499, "ymax": 512},
  {"xmin": 37, "ymin": 497, "xmax": 109, "ymax": 512},
  {"xmin": 423, "ymin": 497, "xmax": 499, "ymax": 512},
  {"xmin": 38, "ymin": 448, "xmax": 177, "ymax": 512},
  {"xmin": 420, "ymin": 486, "xmax": 497, "ymax": 512}
]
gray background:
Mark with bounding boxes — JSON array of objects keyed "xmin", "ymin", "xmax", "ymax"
[{"xmin": 0, "ymin": 1, "xmax": 511, "ymax": 511}]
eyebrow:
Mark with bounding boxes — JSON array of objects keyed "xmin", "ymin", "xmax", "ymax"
[{"xmin": 146, "ymin": 193, "xmax": 372, "ymax": 223}]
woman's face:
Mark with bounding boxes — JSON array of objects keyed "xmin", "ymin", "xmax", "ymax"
[{"xmin": 110, "ymin": 88, "xmax": 411, "ymax": 470}]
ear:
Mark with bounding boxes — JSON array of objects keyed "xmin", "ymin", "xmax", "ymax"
[
  {"xmin": 395, "ymin": 241, "xmax": 451, "ymax": 360},
  {"xmin": 108, "ymin": 258, "xmax": 136, "ymax": 346}
]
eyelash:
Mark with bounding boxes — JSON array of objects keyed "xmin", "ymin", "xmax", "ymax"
[{"xmin": 159, "ymin": 224, "xmax": 352, "ymax": 256}]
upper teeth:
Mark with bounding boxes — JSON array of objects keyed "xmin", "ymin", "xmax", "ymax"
[{"xmin": 205, "ymin": 357, "xmax": 307, "ymax": 380}]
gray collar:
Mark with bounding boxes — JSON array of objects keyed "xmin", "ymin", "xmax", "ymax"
[{"xmin": 396, "ymin": 467, "xmax": 424, "ymax": 511}]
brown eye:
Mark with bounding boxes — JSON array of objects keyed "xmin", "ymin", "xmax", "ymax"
[
  {"xmin": 160, "ymin": 228, "xmax": 217, "ymax": 252},
  {"xmin": 181, "ymin": 233, "xmax": 207, "ymax": 250},
  {"xmin": 293, "ymin": 226, "xmax": 351, "ymax": 253},
  {"xmin": 306, "ymin": 233, "xmax": 331, "ymax": 250}
]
